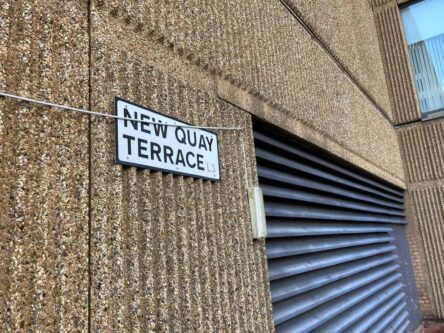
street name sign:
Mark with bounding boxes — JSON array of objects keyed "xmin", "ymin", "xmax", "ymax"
[{"xmin": 115, "ymin": 97, "xmax": 220, "ymax": 181}]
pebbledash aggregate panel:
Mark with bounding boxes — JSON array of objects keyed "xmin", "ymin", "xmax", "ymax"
[{"xmin": 253, "ymin": 120, "xmax": 421, "ymax": 333}]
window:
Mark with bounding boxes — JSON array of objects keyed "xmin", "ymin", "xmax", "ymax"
[{"xmin": 400, "ymin": 0, "xmax": 444, "ymax": 118}]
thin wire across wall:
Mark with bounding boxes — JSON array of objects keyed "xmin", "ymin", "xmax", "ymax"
[{"xmin": 0, "ymin": 91, "xmax": 243, "ymax": 131}]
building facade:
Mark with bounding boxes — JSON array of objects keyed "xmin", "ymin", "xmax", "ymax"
[
  {"xmin": 371, "ymin": 0, "xmax": 444, "ymax": 320},
  {"xmin": 0, "ymin": 0, "xmax": 442, "ymax": 332}
]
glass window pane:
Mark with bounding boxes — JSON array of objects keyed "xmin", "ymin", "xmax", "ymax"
[{"xmin": 400, "ymin": 0, "xmax": 444, "ymax": 116}]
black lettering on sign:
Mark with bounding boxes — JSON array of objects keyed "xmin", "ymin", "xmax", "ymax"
[
  {"xmin": 197, "ymin": 154, "xmax": 204, "ymax": 170},
  {"xmin": 176, "ymin": 149, "xmax": 186, "ymax": 166},
  {"xmin": 163, "ymin": 145, "xmax": 174, "ymax": 164},
  {"xmin": 187, "ymin": 131, "xmax": 197, "ymax": 147},
  {"xmin": 152, "ymin": 117, "xmax": 168, "ymax": 138},
  {"xmin": 198, "ymin": 136, "xmax": 207, "ymax": 150},
  {"xmin": 116, "ymin": 98, "xmax": 219, "ymax": 180},
  {"xmin": 124, "ymin": 107, "xmax": 138, "ymax": 130},
  {"xmin": 123, "ymin": 134, "xmax": 135, "ymax": 155},
  {"xmin": 138, "ymin": 138, "xmax": 148, "ymax": 158},
  {"xmin": 150, "ymin": 142, "xmax": 162, "ymax": 162},
  {"xmin": 205, "ymin": 136, "xmax": 214, "ymax": 152},
  {"xmin": 175, "ymin": 127, "xmax": 186, "ymax": 144},
  {"xmin": 140, "ymin": 114, "xmax": 151, "ymax": 134},
  {"xmin": 186, "ymin": 151, "xmax": 196, "ymax": 168}
]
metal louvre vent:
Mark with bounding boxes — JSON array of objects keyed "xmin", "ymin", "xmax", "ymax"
[{"xmin": 253, "ymin": 123, "xmax": 421, "ymax": 333}]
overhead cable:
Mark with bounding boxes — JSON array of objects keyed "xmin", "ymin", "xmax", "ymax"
[{"xmin": 0, "ymin": 91, "xmax": 243, "ymax": 131}]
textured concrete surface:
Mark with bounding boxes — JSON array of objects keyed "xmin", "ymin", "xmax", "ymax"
[
  {"xmin": 218, "ymin": 78, "xmax": 405, "ymax": 189},
  {"xmin": 89, "ymin": 5, "xmax": 274, "ymax": 329},
  {"xmin": 89, "ymin": 69, "xmax": 273, "ymax": 332},
  {"xmin": 410, "ymin": 186, "xmax": 444, "ymax": 319},
  {"xmin": 285, "ymin": 0, "xmax": 394, "ymax": 120},
  {"xmin": 0, "ymin": 1, "xmax": 89, "ymax": 332},
  {"xmin": 90, "ymin": 0, "xmax": 406, "ymax": 185},
  {"xmin": 399, "ymin": 119, "xmax": 444, "ymax": 319},
  {"xmin": 371, "ymin": 0, "xmax": 421, "ymax": 124},
  {"xmin": 371, "ymin": 0, "xmax": 444, "ymax": 321},
  {"xmin": 1, "ymin": 0, "xmax": 423, "ymax": 331},
  {"xmin": 400, "ymin": 121, "xmax": 444, "ymax": 184}
]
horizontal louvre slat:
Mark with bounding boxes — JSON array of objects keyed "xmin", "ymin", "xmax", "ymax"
[
  {"xmin": 386, "ymin": 311, "xmax": 410, "ymax": 333},
  {"xmin": 273, "ymin": 263, "xmax": 400, "ymax": 325},
  {"xmin": 275, "ymin": 278, "xmax": 403, "ymax": 333},
  {"xmin": 262, "ymin": 184, "xmax": 405, "ymax": 216},
  {"xmin": 256, "ymin": 148, "xmax": 404, "ymax": 203},
  {"xmin": 344, "ymin": 294, "xmax": 406, "ymax": 333},
  {"xmin": 253, "ymin": 131, "xmax": 404, "ymax": 197},
  {"xmin": 258, "ymin": 166, "xmax": 404, "ymax": 210},
  {"xmin": 265, "ymin": 202, "xmax": 406, "ymax": 224},
  {"xmin": 270, "ymin": 254, "xmax": 398, "ymax": 302},
  {"xmin": 266, "ymin": 234, "xmax": 394, "ymax": 259},
  {"xmin": 317, "ymin": 284, "xmax": 406, "ymax": 332},
  {"xmin": 395, "ymin": 319, "xmax": 410, "ymax": 333},
  {"xmin": 267, "ymin": 220, "xmax": 392, "ymax": 238},
  {"xmin": 268, "ymin": 244, "xmax": 396, "ymax": 281},
  {"xmin": 366, "ymin": 301, "xmax": 407, "ymax": 332}
]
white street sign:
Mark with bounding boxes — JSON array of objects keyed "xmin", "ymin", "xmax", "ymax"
[{"xmin": 115, "ymin": 97, "xmax": 220, "ymax": 181}]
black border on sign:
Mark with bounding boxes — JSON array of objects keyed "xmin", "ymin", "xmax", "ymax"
[{"xmin": 114, "ymin": 96, "xmax": 221, "ymax": 181}]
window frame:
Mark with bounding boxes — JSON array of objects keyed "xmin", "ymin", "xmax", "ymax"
[{"xmin": 399, "ymin": 0, "xmax": 444, "ymax": 121}]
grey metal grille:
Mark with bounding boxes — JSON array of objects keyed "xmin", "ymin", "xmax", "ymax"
[{"xmin": 254, "ymin": 123, "xmax": 421, "ymax": 333}]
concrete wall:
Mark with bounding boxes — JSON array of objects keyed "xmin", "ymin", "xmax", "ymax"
[
  {"xmin": 284, "ymin": 0, "xmax": 394, "ymax": 121},
  {"xmin": 371, "ymin": 0, "xmax": 421, "ymax": 124},
  {"xmin": 400, "ymin": 121, "xmax": 444, "ymax": 319},
  {"xmin": 0, "ymin": 1, "xmax": 90, "ymax": 331},
  {"xmin": 88, "ymin": 0, "xmax": 405, "ymax": 186},
  {"xmin": 1, "ymin": 0, "xmax": 410, "ymax": 332},
  {"xmin": 88, "ymin": 49, "xmax": 273, "ymax": 332},
  {"xmin": 371, "ymin": 0, "xmax": 444, "ymax": 321}
]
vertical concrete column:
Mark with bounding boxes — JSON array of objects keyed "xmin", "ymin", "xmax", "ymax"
[
  {"xmin": 371, "ymin": 0, "xmax": 421, "ymax": 124},
  {"xmin": 399, "ymin": 121, "xmax": 444, "ymax": 319},
  {"xmin": 0, "ymin": 1, "xmax": 90, "ymax": 332},
  {"xmin": 87, "ymin": 2, "xmax": 274, "ymax": 330}
]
